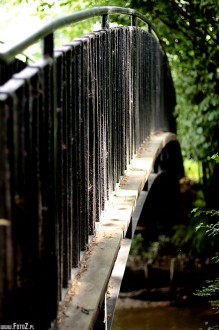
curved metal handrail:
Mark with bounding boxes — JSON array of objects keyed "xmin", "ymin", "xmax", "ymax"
[{"xmin": 0, "ymin": 6, "xmax": 159, "ymax": 64}]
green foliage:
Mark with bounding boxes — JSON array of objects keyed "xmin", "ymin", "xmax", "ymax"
[
  {"xmin": 211, "ymin": 154, "xmax": 219, "ymax": 164},
  {"xmin": 194, "ymin": 208, "xmax": 219, "ymax": 236},
  {"xmin": 193, "ymin": 158, "xmax": 219, "ymax": 315},
  {"xmin": 184, "ymin": 159, "xmax": 201, "ymax": 182},
  {"xmin": 144, "ymin": 235, "xmax": 171, "ymax": 261},
  {"xmin": 171, "ymin": 217, "xmax": 218, "ymax": 258},
  {"xmin": 123, "ymin": 0, "xmax": 219, "ymax": 166},
  {"xmin": 130, "ymin": 234, "xmax": 171, "ymax": 262},
  {"xmin": 196, "ymin": 279, "xmax": 219, "ymax": 298},
  {"xmin": 130, "ymin": 233, "xmax": 147, "ymax": 259},
  {"xmin": 163, "ymin": 170, "xmax": 219, "ymax": 258}
]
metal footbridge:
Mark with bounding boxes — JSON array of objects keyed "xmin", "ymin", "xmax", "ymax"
[{"xmin": 0, "ymin": 7, "xmax": 184, "ymax": 330}]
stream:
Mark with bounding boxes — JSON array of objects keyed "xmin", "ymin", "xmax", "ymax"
[{"xmin": 112, "ymin": 299, "xmax": 219, "ymax": 330}]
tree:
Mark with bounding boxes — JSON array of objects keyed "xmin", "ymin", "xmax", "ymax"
[
  {"xmin": 119, "ymin": 0, "xmax": 219, "ymax": 163},
  {"xmin": 129, "ymin": 1, "xmax": 219, "ymax": 205}
]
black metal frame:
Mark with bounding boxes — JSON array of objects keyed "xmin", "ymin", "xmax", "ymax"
[{"xmin": 0, "ymin": 7, "xmax": 176, "ymax": 329}]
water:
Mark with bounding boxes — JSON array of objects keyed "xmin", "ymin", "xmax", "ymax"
[{"xmin": 112, "ymin": 300, "xmax": 219, "ymax": 330}]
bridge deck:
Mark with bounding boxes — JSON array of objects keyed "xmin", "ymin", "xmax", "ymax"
[{"xmin": 57, "ymin": 132, "xmax": 177, "ymax": 330}]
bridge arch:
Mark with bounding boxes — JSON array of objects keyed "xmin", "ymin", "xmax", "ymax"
[{"xmin": 137, "ymin": 139, "xmax": 184, "ymax": 244}]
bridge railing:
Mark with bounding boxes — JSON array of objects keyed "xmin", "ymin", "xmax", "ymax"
[{"xmin": 0, "ymin": 7, "xmax": 177, "ymax": 329}]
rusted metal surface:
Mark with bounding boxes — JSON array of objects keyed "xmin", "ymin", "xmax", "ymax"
[{"xmin": 0, "ymin": 7, "xmax": 180, "ymax": 329}]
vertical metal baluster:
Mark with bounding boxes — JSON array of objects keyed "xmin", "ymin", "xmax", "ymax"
[
  {"xmin": 121, "ymin": 28, "xmax": 125, "ymax": 175},
  {"xmin": 111, "ymin": 29, "xmax": 116, "ymax": 191},
  {"xmin": 140, "ymin": 31, "xmax": 144, "ymax": 140},
  {"xmin": 58, "ymin": 47, "xmax": 73, "ymax": 284},
  {"xmin": 125, "ymin": 28, "xmax": 130, "ymax": 167},
  {"xmin": 99, "ymin": 31, "xmax": 105, "ymax": 213},
  {"xmin": 100, "ymin": 31, "xmax": 104, "ymax": 209},
  {"xmin": 155, "ymin": 42, "xmax": 160, "ymax": 132},
  {"xmin": 0, "ymin": 95, "xmax": 14, "ymax": 323},
  {"xmin": 128, "ymin": 27, "xmax": 133, "ymax": 160},
  {"xmin": 151, "ymin": 36, "xmax": 156, "ymax": 132},
  {"xmin": 71, "ymin": 44, "xmax": 78, "ymax": 268},
  {"xmin": 85, "ymin": 37, "xmax": 90, "ymax": 240},
  {"xmin": 78, "ymin": 40, "xmax": 85, "ymax": 250},
  {"xmin": 41, "ymin": 60, "xmax": 57, "ymax": 327},
  {"xmin": 159, "ymin": 45, "xmax": 165, "ymax": 130},
  {"xmin": 133, "ymin": 28, "xmax": 140, "ymax": 153},
  {"xmin": 43, "ymin": 33, "xmax": 54, "ymax": 58},
  {"xmin": 66, "ymin": 47, "xmax": 74, "ymax": 273},
  {"xmin": 62, "ymin": 50, "xmax": 69, "ymax": 281},
  {"xmin": 62, "ymin": 50, "xmax": 69, "ymax": 286},
  {"xmin": 102, "ymin": 14, "xmax": 110, "ymax": 29},
  {"xmin": 131, "ymin": 15, "xmax": 137, "ymax": 27},
  {"xmin": 105, "ymin": 29, "xmax": 112, "ymax": 199},
  {"xmin": 113, "ymin": 28, "xmax": 119, "ymax": 185},
  {"xmin": 25, "ymin": 76, "xmax": 40, "ymax": 325},
  {"xmin": 107, "ymin": 29, "xmax": 114, "ymax": 197},
  {"xmin": 13, "ymin": 86, "xmax": 28, "ymax": 323},
  {"xmin": 148, "ymin": 33, "xmax": 153, "ymax": 133},
  {"xmin": 92, "ymin": 33, "xmax": 99, "ymax": 222},
  {"xmin": 80, "ymin": 38, "xmax": 88, "ymax": 250},
  {"xmin": 82, "ymin": 36, "xmax": 92, "ymax": 236},
  {"xmin": 122, "ymin": 27, "xmax": 127, "ymax": 172},
  {"xmin": 145, "ymin": 33, "xmax": 150, "ymax": 138},
  {"xmin": 96, "ymin": 33, "xmax": 102, "ymax": 219},
  {"xmin": 141, "ymin": 30, "xmax": 144, "ymax": 142},
  {"xmin": 142, "ymin": 31, "xmax": 147, "ymax": 140},
  {"xmin": 116, "ymin": 28, "xmax": 121, "ymax": 182},
  {"xmin": 72, "ymin": 42, "xmax": 81, "ymax": 267},
  {"xmin": 54, "ymin": 50, "xmax": 64, "ymax": 299},
  {"xmin": 66, "ymin": 44, "xmax": 76, "ymax": 270},
  {"xmin": 101, "ymin": 30, "xmax": 108, "ymax": 206},
  {"xmin": 35, "ymin": 68, "xmax": 45, "ymax": 327},
  {"xmin": 86, "ymin": 33, "xmax": 96, "ymax": 233},
  {"xmin": 130, "ymin": 28, "xmax": 133, "ymax": 159}
]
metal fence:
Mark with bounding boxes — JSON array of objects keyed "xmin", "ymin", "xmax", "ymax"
[{"xmin": 0, "ymin": 7, "xmax": 176, "ymax": 329}]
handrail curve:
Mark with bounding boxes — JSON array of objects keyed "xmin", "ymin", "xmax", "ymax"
[{"xmin": 0, "ymin": 6, "xmax": 159, "ymax": 64}]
